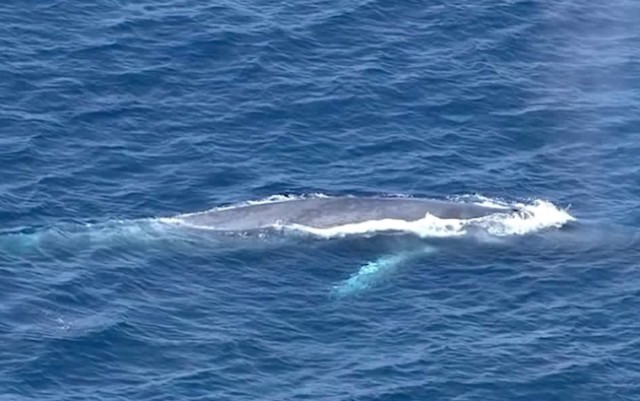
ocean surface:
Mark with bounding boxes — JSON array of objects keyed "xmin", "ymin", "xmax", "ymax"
[{"xmin": 1, "ymin": 0, "xmax": 639, "ymax": 400}]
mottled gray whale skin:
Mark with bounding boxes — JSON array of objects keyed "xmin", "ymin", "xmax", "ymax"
[{"xmin": 178, "ymin": 197, "xmax": 516, "ymax": 231}]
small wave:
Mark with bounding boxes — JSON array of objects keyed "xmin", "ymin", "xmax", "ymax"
[
  {"xmin": 245, "ymin": 193, "xmax": 331, "ymax": 204},
  {"xmin": 172, "ymin": 193, "xmax": 332, "ymax": 219},
  {"xmin": 0, "ymin": 218, "xmax": 182, "ymax": 254}
]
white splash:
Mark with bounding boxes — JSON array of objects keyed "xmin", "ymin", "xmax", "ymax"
[
  {"xmin": 475, "ymin": 199, "xmax": 575, "ymax": 236},
  {"xmin": 288, "ymin": 214, "xmax": 467, "ymax": 238}
]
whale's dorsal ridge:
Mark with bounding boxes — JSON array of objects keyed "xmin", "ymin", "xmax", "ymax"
[{"xmin": 177, "ymin": 196, "xmax": 515, "ymax": 231}]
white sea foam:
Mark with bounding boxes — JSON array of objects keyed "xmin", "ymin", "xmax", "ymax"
[{"xmin": 287, "ymin": 214, "xmax": 468, "ymax": 238}]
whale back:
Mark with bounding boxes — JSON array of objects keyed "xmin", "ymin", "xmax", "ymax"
[{"xmin": 178, "ymin": 197, "xmax": 513, "ymax": 231}]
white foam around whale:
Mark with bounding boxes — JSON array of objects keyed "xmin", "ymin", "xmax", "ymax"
[{"xmin": 165, "ymin": 194, "xmax": 575, "ymax": 238}]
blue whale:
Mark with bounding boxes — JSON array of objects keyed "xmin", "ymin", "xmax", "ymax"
[{"xmin": 177, "ymin": 197, "xmax": 516, "ymax": 231}]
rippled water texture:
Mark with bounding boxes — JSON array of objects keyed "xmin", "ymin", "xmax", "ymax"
[{"xmin": 1, "ymin": 1, "xmax": 639, "ymax": 400}]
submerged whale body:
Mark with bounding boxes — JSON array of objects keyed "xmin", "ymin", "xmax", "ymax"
[{"xmin": 177, "ymin": 197, "xmax": 517, "ymax": 231}]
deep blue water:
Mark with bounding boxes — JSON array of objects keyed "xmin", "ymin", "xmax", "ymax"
[{"xmin": 2, "ymin": 0, "xmax": 640, "ymax": 400}]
